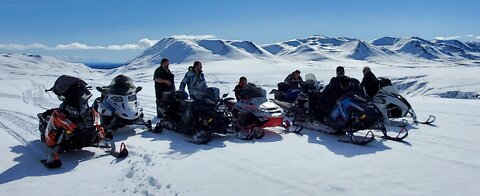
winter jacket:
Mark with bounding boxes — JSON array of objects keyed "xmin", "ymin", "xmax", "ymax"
[
  {"xmin": 360, "ymin": 72, "xmax": 380, "ymax": 98},
  {"xmin": 153, "ymin": 66, "xmax": 175, "ymax": 100},
  {"xmin": 322, "ymin": 75, "xmax": 350, "ymax": 110},
  {"xmin": 284, "ymin": 73, "xmax": 303, "ymax": 88},
  {"xmin": 179, "ymin": 69, "xmax": 207, "ymax": 99},
  {"xmin": 234, "ymin": 83, "xmax": 246, "ymax": 100}
]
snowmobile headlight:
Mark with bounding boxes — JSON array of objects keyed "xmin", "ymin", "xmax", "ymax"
[
  {"xmin": 111, "ymin": 96, "xmax": 123, "ymax": 102},
  {"xmin": 128, "ymin": 94, "xmax": 137, "ymax": 101}
]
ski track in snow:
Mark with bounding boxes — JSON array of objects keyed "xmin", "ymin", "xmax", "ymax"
[
  {"xmin": 114, "ymin": 146, "xmax": 180, "ymax": 196},
  {"xmin": 21, "ymin": 80, "xmax": 58, "ymax": 109}
]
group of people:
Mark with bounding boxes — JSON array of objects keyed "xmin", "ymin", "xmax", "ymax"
[
  {"xmin": 153, "ymin": 58, "xmax": 380, "ymax": 118},
  {"xmin": 153, "ymin": 59, "xmax": 207, "ymax": 118}
]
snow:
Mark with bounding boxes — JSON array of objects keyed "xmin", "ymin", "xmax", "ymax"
[
  {"xmin": 371, "ymin": 37, "xmax": 400, "ymax": 46},
  {"xmin": 1, "ymin": 45, "xmax": 480, "ymax": 196}
]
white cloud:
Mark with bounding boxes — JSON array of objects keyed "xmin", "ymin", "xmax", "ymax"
[
  {"xmin": 54, "ymin": 43, "xmax": 105, "ymax": 50},
  {"xmin": 465, "ymin": 34, "xmax": 475, "ymax": 37},
  {"xmin": 107, "ymin": 44, "xmax": 141, "ymax": 50},
  {"xmin": 0, "ymin": 38, "xmax": 160, "ymax": 51},
  {"xmin": 435, "ymin": 36, "xmax": 461, "ymax": 40},
  {"xmin": 138, "ymin": 38, "xmax": 159, "ymax": 47},
  {"xmin": 476, "ymin": 36, "xmax": 480, "ymax": 40},
  {"xmin": 171, "ymin": 34, "xmax": 216, "ymax": 40}
]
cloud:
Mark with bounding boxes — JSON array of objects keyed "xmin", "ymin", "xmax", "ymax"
[
  {"xmin": 138, "ymin": 38, "xmax": 159, "ymax": 47},
  {"xmin": 476, "ymin": 36, "xmax": 480, "ymax": 40},
  {"xmin": 435, "ymin": 36, "xmax": 461, "ymax": 40},
  {"xmin": 0, "ymin": 38, "xmax": 160, "ymax": 51},
  {"xmin": 171, "ymin": 34, "xmax": 216, "ymax": 39},
  {"xmin": 54, "ymin": 43, "xmax": 105, "ymax": 50},
  {"xmin": 465, "ymin": 34, "xmax": 475, "ymax": 37}
]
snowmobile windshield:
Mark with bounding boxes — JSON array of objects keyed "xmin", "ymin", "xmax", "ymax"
[
  {"xmin": 62, "ymin": 82, "xmax": 92, "ymax": 111},
  {"xmin": 204, "ymin": 74, "xmax": 230, "ymax": 97},
  {"xmin": 195, "ymin": 87, "xmax": 220, "ymax": 103},
  {"xmin": 49, "ymin": 75, "xmax": 89, "ymax": 97},
  {"xmin": 108, "ymin": 75, "xmax": 136, "ymax": 95},
  {"xmin": 240, "ymin": 83, "xmax": 266, "ymax": 99}
]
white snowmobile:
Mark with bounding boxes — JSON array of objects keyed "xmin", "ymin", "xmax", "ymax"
[
  {"xmin": 371, "ymin": 77, "xmax": 435, "ymax": 127},
  {"xmin": 93, "ymin": 75, "xmax": 152, "ymax": 132}
]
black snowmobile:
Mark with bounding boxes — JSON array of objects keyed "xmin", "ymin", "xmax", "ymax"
[
  {"xmin": 155, "ymin": 87, "xmax": 232, "ymax": 144},
  {"xmin": 92, "ymin": 75, "xmax": 152, "ymax": 132},
  {"xmin": 271, "ymin": 73, "xmax": 323, "ymax": 103},
  {"xmin": 38, "ymin": 75, "xmax": 128, "ymax": 168},
  {"xmin": 276, "ymin": 76, "xmax": 403, "ymax": 145}
]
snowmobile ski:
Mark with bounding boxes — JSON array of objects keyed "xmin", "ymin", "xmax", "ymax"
[
  {"xmin": 338, "ymin": 131, "xmax": 375, "ymax": 145},
  {"xmin": 379, "ymin": 124, "xmax": 408, "ymax": 142},
  {"xmin": 415, "ymin": 115, "xmax": 436, "ymax": 125},
  {"xmin": 109, "ymin": 141, "xmax": 128, "ymax": 158}
]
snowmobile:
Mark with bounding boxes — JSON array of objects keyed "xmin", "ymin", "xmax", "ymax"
[
  {"xmin": 371, "ymin": 77, "xmax": 435, "ymax": 127},
  {"xmin": 276, "ymin": 76, "xmax": 399, "ymax": 145},
  {"xmin": 271, "ymin": 73, "xmax": 323, "ymax": 103},
  {"xmin": 229, "ymin": 83, "xmax": 290, "ymax": 140},
  {"xmin": 92, "ymin": 75, "xmax": 152, "ymax": 132},
  {"xmin": 38, "ymin": 75, "xmax": 128, "ymax": 169},
  {"xmin": 155, "ymin": 86, "xmax": 233, "ymax": 144}
]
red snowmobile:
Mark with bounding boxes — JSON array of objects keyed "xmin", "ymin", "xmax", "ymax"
[{"xmin": 38, "ymin": 75, "xmax": 128, "ymax": 168}]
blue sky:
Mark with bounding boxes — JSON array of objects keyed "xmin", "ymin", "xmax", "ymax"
[{"xmin": 1, "ymin": 0, "xmax": 479, "ymax": 62}]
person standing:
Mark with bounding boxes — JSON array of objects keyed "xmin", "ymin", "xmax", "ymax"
[{"xmin": 153, "ymin": 58, "xmax": 174, "ymax": 118}]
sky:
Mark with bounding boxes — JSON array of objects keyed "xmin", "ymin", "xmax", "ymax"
[{"xmin": 0, "ymin": 0, "xmax": 479, "ymax": 62}]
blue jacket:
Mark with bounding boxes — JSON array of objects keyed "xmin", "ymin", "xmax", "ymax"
[{"xmin": 179, "ymin": 70, "xmax": 207, "ymax": 99}]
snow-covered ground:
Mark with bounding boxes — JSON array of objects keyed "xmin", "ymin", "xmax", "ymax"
[{"xmin": 1, "ymin": 52, "xmax": 480, "ymax": 196}]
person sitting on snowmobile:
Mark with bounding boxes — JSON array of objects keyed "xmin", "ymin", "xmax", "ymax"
[
  {"xmin": 360, "ymin": 66, "xmax": 379, "ymax": 99},
  {"xmin": 179, "ymin": 61, "xmax": 207, "ymax": 99},
  {"xmin": 283, "ymin": 70, "xmax": 303, "ymax": 89},
  {"xmin": 154, "ymin": 58, "xmax": 175, "ymax": 118},
  {"xmin": 313, "ymin": 66, "xmax": 351, "ymax": 117},
  {"xmin": 234, "ymin": 76, "xmax": 248, "ymax": 100}
]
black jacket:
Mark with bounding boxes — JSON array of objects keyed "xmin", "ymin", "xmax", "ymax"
[
  {"xmin": 360, "ymin": 72, "xmax": 379, "ymax": 98},
  {"xmin": 284, "ymin": 73, "xmax": 303, "ymax": 88},
  {"xmin": 153, "ymin": 66, "xmax": 175, "ymax": 100},
  {"xmin": 322, "ymin": 75, "xmax": 350, "ymax": 109}
]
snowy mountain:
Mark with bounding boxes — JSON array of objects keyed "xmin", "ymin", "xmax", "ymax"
[
  {"xmin": 0, "ymin": 53, "xmax": 101, "ymax": 81},
  {"xmin": 371, "ymin": 37, "xmax": 401, "ymax": 46},
  {"xmin": 338, "ymin": 40, "xmax": 388, "ymax": 60},
  {"xmin": 124, "ymin": 37, "xmax": 274, "ymax": 69},
  {"xmin": 123, "ymin": 36, "xmax": 480, "ymax": 68},
  {"xmin": 261, "ymin": 35, "xmax": 480, "ymax": 62}
]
